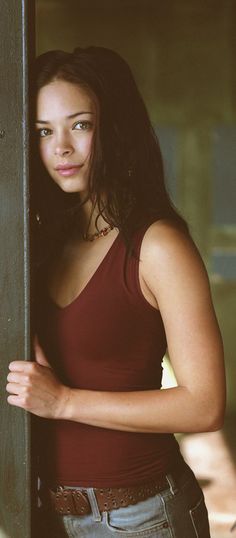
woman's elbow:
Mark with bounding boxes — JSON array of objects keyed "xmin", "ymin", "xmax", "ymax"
[
  {"xmin": 205, "ymin": 414, "xmax": 224, "ymax": 432},
  {"xmin": 201, "ymin": 401, "xmax": 226, "ymax": 432}
]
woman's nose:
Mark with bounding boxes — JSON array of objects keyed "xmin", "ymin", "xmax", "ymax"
[
  {"xmin": 53, "ymin": 134, "xmax": 74, "ymax": 157},
  {"xmin": 54, "ymin": 146, "xmax": 73, "ymax": 157}
]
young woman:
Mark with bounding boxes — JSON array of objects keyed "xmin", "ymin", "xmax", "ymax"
[{"xmin": 6, "ymin": 46, "xmax": 225, "ymax": 537}]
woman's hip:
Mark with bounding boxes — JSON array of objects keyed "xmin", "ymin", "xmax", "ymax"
[{"xmin": 35, "ymin": 460, "xmax": 210, "ymax": 537}]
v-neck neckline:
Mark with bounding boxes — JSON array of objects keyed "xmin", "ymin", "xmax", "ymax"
[{"xmin": 48, "ymin": 231, "xmax": 121, "ymax": 311}]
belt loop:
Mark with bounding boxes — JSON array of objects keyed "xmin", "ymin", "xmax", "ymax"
[
  {"xmin": 166, "ymin": 473, "xmax": 178, "ymax": 496},
  {"xmin": 87, "ymin": 488, "xmax": 102, "ymax": 522}
]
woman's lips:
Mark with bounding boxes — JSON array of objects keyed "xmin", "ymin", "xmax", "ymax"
[{"xmin": 56, "ymin": 165, "xmax": 82, "ymax": 177}]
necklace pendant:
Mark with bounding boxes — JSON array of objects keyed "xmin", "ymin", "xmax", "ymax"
[
  {"xmin": 101, "ymin": 227, "xmax": 110, "ymax": 236},
  {"xmin": 83, "ymin": 224, "xmax": 114, "ymax": 242}
]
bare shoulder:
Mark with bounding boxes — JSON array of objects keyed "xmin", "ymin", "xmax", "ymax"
[
  {"xmin": 140, "ymin": 219, "xmax": 209, "ymax": 292},
  {"xmin": 141, "ymin": 219, "xmax": 201, "ymax": 260}
]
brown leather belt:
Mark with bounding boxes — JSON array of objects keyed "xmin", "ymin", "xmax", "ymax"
[{"xmin": 48, "ymin": 466, "xmax": 183, "ymax": 516}]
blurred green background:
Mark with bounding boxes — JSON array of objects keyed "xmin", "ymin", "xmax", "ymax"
[{"xmin": 36, "ymin": 0, "xmax": 236, "ymax": 415}]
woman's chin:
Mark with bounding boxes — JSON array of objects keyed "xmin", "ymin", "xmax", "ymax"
[{"xmin": 56, "ymin": 178, "xmax": 88, "ymax": 195}]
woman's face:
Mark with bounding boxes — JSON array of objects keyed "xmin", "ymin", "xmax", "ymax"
[{"xmin": 36, "ymin": 79, "xmax": 96, "ymax": 196}]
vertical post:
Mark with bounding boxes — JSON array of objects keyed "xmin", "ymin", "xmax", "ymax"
[{"xmin": 0, "ymin": 1, "xmax": 35, "ymax": 537}]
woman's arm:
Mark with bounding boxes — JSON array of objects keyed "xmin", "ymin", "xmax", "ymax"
[{"xmin": 6, "ymin": 221, "xmax": 226, "ymax": 433}]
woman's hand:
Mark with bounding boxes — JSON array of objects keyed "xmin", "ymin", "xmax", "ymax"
[{"xmin": 6, "ymin": 337, "xmax": 70, "ymax": 419}]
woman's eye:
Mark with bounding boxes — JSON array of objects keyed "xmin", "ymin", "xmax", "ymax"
[
  {"xmin": 74, "ymin": 121, "xmax": 92, "ymax": 131},
  {"xmin": 36, "ymin": 128, "xmax": 52, "ymax": 138}
]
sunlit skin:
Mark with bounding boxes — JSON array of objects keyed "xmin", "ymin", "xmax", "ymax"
[
  {"xmin": 6, "ymin": 81, "xmax": 226, "ymax": 435},
  {"xmin": 36, "ymin": 80, "xmax": 96, "ymax": 200},
  {"xmin": 35, "ymin": 79, "xmax": 112, "ymax": 235}
]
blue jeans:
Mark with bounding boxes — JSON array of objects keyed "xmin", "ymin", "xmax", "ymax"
[{"xmin": 37, "ymin": 462, "xmax": 210, "ymax": 537}]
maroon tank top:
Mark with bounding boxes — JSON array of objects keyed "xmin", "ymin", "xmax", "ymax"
[{"xmin": 36, "ymin": 223, "xmax": 180, "ymax": 487}]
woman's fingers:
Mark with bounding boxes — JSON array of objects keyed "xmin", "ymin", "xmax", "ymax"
[
  {"xmin": 8, "ymin": 360, "xmax": 30, "ymax": 372},
  {"xmin": 7, "ymin": 394, "xmax": 25, "ymax": 407},
  {"xmin": 6, "ymin": 358, "xmax": 69, "ymax": 419},
  {"xmin": 7, "ymin": 371, "xmax": 31, "ymax": 384},
  {"xmin": 6, "ymin": 381, "xmax": 28, "ymax": 395}
]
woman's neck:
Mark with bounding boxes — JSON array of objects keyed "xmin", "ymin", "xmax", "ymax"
[{"xmin": 80, "ymin": 198, "xmax": 110, "ymax": 237}]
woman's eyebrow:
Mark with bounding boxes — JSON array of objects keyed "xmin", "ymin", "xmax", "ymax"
[{"xmin": 35, "ymin": 111, "xmax": 95, "ymax": 124}]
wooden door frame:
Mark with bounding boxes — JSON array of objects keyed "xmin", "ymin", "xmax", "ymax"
[{"xmin": 0, "ymin": 1, "xmax": 35, "ymax": 536}]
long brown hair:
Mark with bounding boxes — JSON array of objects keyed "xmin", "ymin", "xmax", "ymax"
[{"xmin": 31, "ymin": 46, "xmax": 188, "ymax": 263}]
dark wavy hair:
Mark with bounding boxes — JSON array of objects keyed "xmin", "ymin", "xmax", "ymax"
[{"xmin": 31, "ymin": 46, "xmax": 188, "ymax": 262}]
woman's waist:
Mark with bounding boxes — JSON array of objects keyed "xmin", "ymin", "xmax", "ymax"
[{"xmin": 37, "ymin": 423, "xmax": 180, "ymax": 488}]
